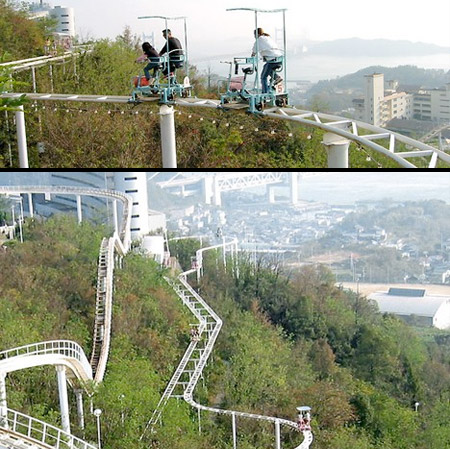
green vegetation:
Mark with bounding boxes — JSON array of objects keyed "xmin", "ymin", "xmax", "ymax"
[
  {"xmin": 1, "ymin": 1, "xmax": 432, "ymax": 168},
  {"xmin": 1, "ymin": 214, "xmax": 450, "ymax": 449}
]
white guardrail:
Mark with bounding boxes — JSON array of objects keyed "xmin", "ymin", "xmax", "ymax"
[
  {"xmin": 2, "ymin": 408, "xmax": 97, "ymax": 449},
  {"xmin": 0, "ymin": 340, "xmax": 93, "ymax": 382},
  {"xmin": 154, "ymin": 238, "xmax": 313, "ymax": 449}
]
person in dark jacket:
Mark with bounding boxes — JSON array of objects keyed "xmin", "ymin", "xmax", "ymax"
[
  {"xmin": 136, "ymin": 42, "xmax": 161, "ymax": 81},
  {"xmin": 159, "ymin": 29, "xmax": 184, "ymax": 76}
]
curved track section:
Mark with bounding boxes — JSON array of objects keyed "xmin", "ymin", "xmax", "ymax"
[
  {"xmin": 0, "ymin": 186, "xmax": 132, "ymax": 252},
  {"xmin": 90, "ymin": 237, "xmax": 116, "ymax": 383},
  {"xmin": 0, "ymin": 340, "xmax": 92, "ymax": 384},
  {"xmin": 0, "ymin": 186, "xmax": 132, "ymax": 449},
  {"xmin": 146, "ymin": 240, "xmax": 313, "ymax": 449},
  {"xmin": 1, "ymin": 92, "xmax": 447, "ymax": 168}
]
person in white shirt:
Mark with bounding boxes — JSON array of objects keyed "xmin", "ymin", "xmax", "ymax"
[{"xmin": 251, "ymin": 28, "xmax": 283, "ymax": 94}]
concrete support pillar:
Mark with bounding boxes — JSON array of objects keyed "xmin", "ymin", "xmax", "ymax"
[
  {"xmin": 15, "ymin": 106, "xmax": 29, "ymax": 168},
  {"xmin": 31, "ymin": 67, "xmax": 37, "ymax": 93},
  {"xmin": 322, "ymin": 132, "xmax": 350, "ymax": 169},
  {"xmin": 76, "ymin": 195, "xmax": 82, "ymax": 224},
  {"xmin": 27, "ymin": 193, "xmax": 34, "ymax": 218},
  {"xmin": 213, "ymin": 176, "xmax": 221, "ymax": 207},
  {"xmin": 0, "ymin": 372, "xmax": 8, "ymax": 429},
  {"xmin": 232, "ymin": 412, "xmax": 237, "ymax": 449},
  {"xmin": 74, "ymin": 389, "xmax": 85, "ymax": 430},
  {"xmin": 160, "ymin": 105, "xmax": 177, "ymax": 168},
  {"xmin": 267, "ymin": 186, "xmax": 275, "ymax": 204},
  {"xmin": 203, "ymin": 177, "xmax": 213, "ymax": 205},
  {"xmin": 275, "ymin": 419, "xmax": 281, "ymax": 449},
  {"xmin": 289, "ymin": 172, "xmax": 299, "ymax": 205},
  {"xmin": 56, "ymin": 365, "xmax": 71, "ymax": 434},
  {"xmin": 112, "ymin": 199, "xmax": 119, "ymax": 236},
  {"xmin": 49, "ymin": 65, "xmax": 54, "ymax": 93}
]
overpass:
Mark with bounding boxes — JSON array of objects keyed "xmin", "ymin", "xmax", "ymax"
[{"xmin": 155, "ymin": 172, "xmax": 322, "ymax": 206}]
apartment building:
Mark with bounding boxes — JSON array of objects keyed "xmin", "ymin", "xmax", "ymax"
[{"xmin": 354, "ymin": 74, "xmax": 450, "ymax": 126}]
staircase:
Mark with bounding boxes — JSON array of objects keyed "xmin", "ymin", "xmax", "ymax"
[
  {"xmin": 90, "ymin": 237, "xmax": 115, "ymax": 383},
  {"xmin": 144, "ymin": 241, "xmax": 313, "ymax": 449},
  {"xmin": 142, "ymin": 274, "xmax": 219, "ymax": 433}
]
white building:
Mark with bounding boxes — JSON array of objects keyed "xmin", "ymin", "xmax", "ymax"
[
  {"xmin": 355, "ymin": 74, "xmax": 450, "ymax": 126},
  {"xmin": 29, "ymin": 2, "xmax": 76, "ymax": 38},
  {"xmin": 51, "ymin": 6, "xmax": 76, "ymax": 37},
  {"xmin": 113, "ymin": 173, "xmax": 150, "ymax": 242},
  {"xmin": 360, "ymin": 73, "xmax": 413, "ymax": 127},
  {"xmin": 413, "ymin": 84, "xmax": 450, "ymax": 122},
  {"xmin": 369, "ymin": 288, "xmax": 450, "ymax": 329},
  {"xmin": 364, "ymin": 73, "xmax": 385, "ymax": 126}
]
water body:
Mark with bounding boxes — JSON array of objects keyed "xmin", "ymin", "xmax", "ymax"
[
  {"xmin": 194, "ymin": 53, "xmax": 450, "ymax": 83},
  {"xmin": 297, "ymin": 172, "xmax": 450, "ymax": 205}
]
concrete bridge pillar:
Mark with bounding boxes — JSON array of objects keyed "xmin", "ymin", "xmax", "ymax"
[
  {"xmin": 0, "ymin": 372, "xmax": 8, "ymax": 429},
  {"xmin": 56, "ymin": 365, "xmax": 71, "ymax": 434}
]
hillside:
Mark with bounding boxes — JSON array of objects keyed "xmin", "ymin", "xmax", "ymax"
[
  {"xmin": 307, "ymin": 65, "xmax": 450, "ymax": 97},
  {"xmin": 1, "ymin": 214, "xmax": 450, "ymax": 448}
]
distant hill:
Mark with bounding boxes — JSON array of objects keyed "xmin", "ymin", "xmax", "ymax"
[
  {"xmin": 303, "ymin": 38, "xmax": 450, "ymax": 57},
  {"xmin": 307, "ymin": 65, "xmax": 450, "ymax": 96}
]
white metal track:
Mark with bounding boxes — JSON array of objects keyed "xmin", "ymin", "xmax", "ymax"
[
  {"xmin": 1, "ymin": 92, "xmax": 447, "ymax": 168},
  {"xmin": 145, "ymin": 239, "xmax": 313, "ymax": 449},
  {"xmin": 0, "ymin": 185, "xmax": 313, "ymax": 448},
  {"xmin": 0, "ymin": 186, "xmax": 132, "ymax": 449},
  {"xmin": 0, "ymin": 408, "xmax": 97, "ymax": 449},
  {"xmin": 0, "ymin": 340, "xmax": 92, "ymax": 384}
]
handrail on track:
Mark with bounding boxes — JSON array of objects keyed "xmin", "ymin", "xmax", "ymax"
[{"xmin": 1, "ymin": 408, "xmax": 97, "ymax": 449}]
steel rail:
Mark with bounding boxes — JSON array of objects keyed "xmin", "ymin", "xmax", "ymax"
[
  {"xmin": 0, "ymin": 340, "xmax": 92, "ymax": 384},
  {"xmin": 0, "ymin": 186, "xmax": 132, "ymax": 251},
  {"xmin": 1, "ymin": 92, "xmax": 447, "ymax": 168},
  {"xmin": 152, "ymin": 238, "xmax": 313, "ymax": 449}
]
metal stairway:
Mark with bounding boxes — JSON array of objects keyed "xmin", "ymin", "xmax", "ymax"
[
  {"xmin": 144, "ymin": 242, "xmax": 313, "ymax": 449},
  {"xmin": 0, "ymin": 186, "xmax": 132, "ymax": 449},
  {"xmin": 142, "ymin": 274, "xmax": 217, "ymax": 433},
  {"xmin": 90, "ymin": 237, "xmax": 115, "ymax": 383}
]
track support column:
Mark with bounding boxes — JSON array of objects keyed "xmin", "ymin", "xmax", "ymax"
[
  {"xmin": 15, "ymin": 106, "xmax": 29, "ymax": 168},
  {"xmin": 75, "ymin": 389, "xmax": 85, "ymax": 430},
  {"xmin": 322, "ymin": 132, "xmax": 350, "ymax": 168},
  {"xmin": 76, "ymin": 195, "xmax": 82, "ymax": 224},
  {"xmin": 232, "ymin": 412, "xmax": 237, "ymax": 449},
  {"xmin": 0, "ymin": 372, "xmax": 8, "ymax": 429},
  {"xmin": 28, "ymin": 193, "xmax": 34, "ymax": 218},
  {"xmin": 159, "ymin": 105, "xmax": 177, "ymax": 168},
  {"xmin": 275, "ymin": 419, "xmax": 281, "ymax": 449},
  {"xmin": 56, "ymin": 365, "xmax": 71, "ymax": 434},
  {"xmin": 112, "ymin": 199, "xmax": 119, "ymax": 236}
]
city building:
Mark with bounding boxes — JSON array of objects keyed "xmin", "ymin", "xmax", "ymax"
[
  {"xmin": 353, "ymin": 74, "xmax": 450, "ymax": 127},
  {"xmin": 29, "ymin": 2, "xmax": 76, "ymax": 38},
  {"xmin": 369, "ymin": 288, "xmax": 450, "ymax": 329},
  {"xmin": 0, "ymin": 172, "xmax": 163, "ymax": 243},
  {"xmin": 414, "ymin": 84, "xmax": 450, "ymax": 122},
  {"xmin": 353, "ymin": 73, "xmax": 413, "ymax": 126}
]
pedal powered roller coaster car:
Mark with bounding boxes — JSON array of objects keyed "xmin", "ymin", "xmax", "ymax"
[
  {"xmin": 130, "ymin": 15, "xmax": 192, "ymax": 104},
  {"xmin": 219, "ymin": 7, "xmax": 289, "ymax": 113},
  {"xmin": 220, "ymin": 56, "xmax": 288, "ymax": 113},
  {"xmin": 130, "ymin": 52, "xmax": 192, "ymax": 104}
]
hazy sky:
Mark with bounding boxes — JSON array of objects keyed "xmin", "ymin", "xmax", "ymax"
[{"xmin": 46, "ymin": 0, "xmax": 450, "ymax": 58}]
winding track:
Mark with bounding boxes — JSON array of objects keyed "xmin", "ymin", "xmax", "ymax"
[
  {"xmin": 144, "ymin": 240, "xmax": 313, "ymax": 449},
  {"xmin": 1, "ymin": 91, "xmax": 448, "ymax": 168},
  {"xmin": 0, "ymin": 186, "xmax": 312, "ymax": 449}
]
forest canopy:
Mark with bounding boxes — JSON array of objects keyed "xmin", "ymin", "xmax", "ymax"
[{"xmin": 0, "ymin": 213, "xmax": 450, "ymax": 449}]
